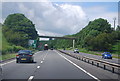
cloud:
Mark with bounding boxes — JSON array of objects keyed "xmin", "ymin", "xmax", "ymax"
[
  {"xmin": 83, "ymin": 6, "xmax": 118, "ymax": 27},
  {"xmin": 2, "ymin": 2, "xmax": 88, "ymax": 36},
  {"xmin": 17, "ymin": 2, "xmax": 88, "ymax": 36},
  {"xmin": 2, "ymin": 2, "xmax": 118, "ymax": 36}
]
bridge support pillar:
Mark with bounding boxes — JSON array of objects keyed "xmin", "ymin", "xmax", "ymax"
[{"xmin": 73, "ymin": 39, "xmax": 75, "ymax": 49}]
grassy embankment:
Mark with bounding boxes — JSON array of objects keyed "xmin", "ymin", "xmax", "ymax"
[
  {"xmin": 0, "ymin": 28, "xmax": 38, "ymax": 61},
  {"xmin": 0, "ymin": 27, "xmax": 26, "ymax": 61},
  {"xmin": 0, "ymin": 28, "xmax": 17, "ymax": 61},
  {"xmin": 0, "ymin": 26, "xmax": 2, "ymax": 61}
]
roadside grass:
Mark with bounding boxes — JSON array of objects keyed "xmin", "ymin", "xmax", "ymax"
[
  {"xmin": 0, "ymin": 53, "xmax": 17, "ymax": 61},
  {"xmin": 0, "ymin": 26, "xmax": 2, "ymax": 51}
]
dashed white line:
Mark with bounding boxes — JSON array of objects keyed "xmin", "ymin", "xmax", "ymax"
[
  {"xmin": 41, "ymin": 61, "xmax": 43, "ymax": 64},
  {"xmin": 55, "ymin": 51, "xmax": 100, "ymax": 81},
  {"xmin": 37, "ymin": 66, "xmax": 40, "ymax": 69},
  {"xmin": 42, "ymin": 51, "xmax": 48, "ymax": 61},
  {"xmin": 28, "ymin": 76, "xmax": 34, "ymax": 81}
]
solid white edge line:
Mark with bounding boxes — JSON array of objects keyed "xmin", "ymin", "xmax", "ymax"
[
  {"xmin": 1, "ymin": 60, "xmax": 16, "ymax": 66},
  {"xmin": 28, "ymin": 76, "xmax": 34, "ymax": 81},
  {"xmin": 55, "ymin": 50, "xmax": 100, "ymax": 81}
]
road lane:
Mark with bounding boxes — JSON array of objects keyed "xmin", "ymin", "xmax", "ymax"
[
  {"xmin": 56, "ymin": 51, "xmax": 100, "ymax": 81},
  {"xmin": 58, "ymin": 50, "xmax": 119, "ymax": 80},
  {"xmin": 1, "ymin": 50, "xmax": 119, "ymax": 81},
  {"xmin": 63, "ymin": 50, "xmax": 119, "ymax": 64},
  {"xmin": 2, "ymin": 51, "xmax": 46, "ymax": 79},
  {"xmin": 33, "ymin": 50, "xmax": 95, "ymax": 79}
]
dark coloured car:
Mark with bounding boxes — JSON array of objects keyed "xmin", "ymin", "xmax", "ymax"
[
  {"xmin": 50, "ymin": 48, "xmax": 53, "ymax": 50},
  {"xmin": 74, "ymin": 49, "xmax": 79, "ymax": 53},
  {"xmin": 102, "ymin": 52, "xmax": 112, "ymax": 59},
  {"xmin": 16, "ymin": 50, "xmax": 34, "ymax": 63}
]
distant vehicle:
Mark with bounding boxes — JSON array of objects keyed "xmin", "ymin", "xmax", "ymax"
[
  {"xmin": 74, "ymin": 49, "xmax": 79, "ymax": 53},
  {"xmin": 102, "ymin": 52, "xmax": 112, "ymax": 59},
  {"xmin": 44, "ymin": 44, "xmax": 48, "ymax": 50},
  {"xmin": 50, "ymin": 48, "xmax": 53, "ymax": 50},
  {"xmin": 50, "ymin": 46, "xmax": 54, "ymax": 50},
  {"xmin": 16, "ymin": 50, "xmax": 34, "ymax": 63}
]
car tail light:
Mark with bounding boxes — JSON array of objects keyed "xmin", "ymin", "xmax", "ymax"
[
  {"xmin": 16, "ymin": 55, "xmax": 19, "ymax": 58},
  {"xmin": 16, "ymin": 55, "xmax": 19, "ymax": 56}
]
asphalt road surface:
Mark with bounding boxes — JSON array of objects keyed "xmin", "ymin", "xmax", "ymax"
[
  {"xmin": 1, "ymin": 50, "xmax": 119, "ymax": 81},
  {"xmin": 62, "ymin": 50, "xmax": 119, "ymax": 64}
]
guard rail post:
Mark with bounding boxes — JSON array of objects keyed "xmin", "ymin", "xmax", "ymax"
[
  {"xmin": 104, "ymin": 65, "xmax": 106, "ymax": 69},
  {"xmin": 112, "ymin": 67, "xmax": 114, "ymax": 73}
]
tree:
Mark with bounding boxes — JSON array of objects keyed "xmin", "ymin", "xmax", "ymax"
[
  {"xmin": 75, "ymin": 18, "xmax": 113, "ymax": 48},
  {"xmin": 3, "ymin": 13, "xmax": 38, "ymax": 47},
  {"xmin": 51, "ymin": 18, "xmax": 119, "ymax": 53},
  {"xmin": 116, "ymin": 25, "xmax": 120, "ymax": 31}
]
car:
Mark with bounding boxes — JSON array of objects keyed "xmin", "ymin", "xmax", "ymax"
[
  {"xmin": 16, "ymin": 50, "xmax": 34, "ymax": 63},
  {"xmin": 50, "ymin": 48, "xmax": 53, "ymax": 50},
  {"xmin": 74, "ymin": 49, "xmax": 79, "ymax": 53},
  {"xmin": 102, "ymin": 52, "xmax": 112, "ymax": 59}
]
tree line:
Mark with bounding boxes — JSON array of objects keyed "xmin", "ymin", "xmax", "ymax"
[{"xmin": 52, "ymin": 18, "xmax": 120, "ymax": 53}]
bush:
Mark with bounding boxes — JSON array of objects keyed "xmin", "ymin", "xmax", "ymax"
[
  {"xmin": 2, "ymin": 45, "xmax": 25, "ymax": 54},
  {"xmin": 13, "ymin": 45, "xmax": 25, "ymax": 52}
]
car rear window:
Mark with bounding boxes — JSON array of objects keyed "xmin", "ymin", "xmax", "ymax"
[{"xmin": 18, "ymin": 50, "xmax": 31, "ymax": 54}]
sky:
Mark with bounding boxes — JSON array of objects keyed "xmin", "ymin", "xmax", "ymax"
[{"xmin": 1, "ymin": 0, "xmax": 118, "ymax": 37}]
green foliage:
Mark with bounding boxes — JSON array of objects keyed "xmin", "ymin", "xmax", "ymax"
[
  {"xmin": 0, "ymin": 23, "xmax": 2, "ymax": 51},
  {"xmin": 116, "ymin": 25, "xmax": 120, "ymax": 31},
  {"xmin": 3, "ymin": 13, "xmax": 38, "ymax": 47},
  {"xmin": 112, "ymin": 41, "xmax": 120, "ymax": 54},
  {"xmin": 1, "ymin": 24, "xmax": 25, "ymax": 54},
  {"xmin": 50, "ymin": 34, "xmax": 74, "ymax": 49},
  {"xmin": 52, "ymin": 39, "xmax": 73, "ymax": 49},
  {"xmin": 75, "ymin": 18, "xmax": 112, "ymax": 46},
  {"xmin": 53, "ymin": 18, "xmax": 120, "ymax": 54}
]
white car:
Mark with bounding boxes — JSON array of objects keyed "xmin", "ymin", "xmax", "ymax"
[{"xmin": 74, "ymin": 49, "xmax": 79, "ymax": 53}]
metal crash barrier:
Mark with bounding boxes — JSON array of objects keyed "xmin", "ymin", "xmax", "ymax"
[{"xmin": 58, "ymin": 50, "xmax": 120, "ymax": 75}]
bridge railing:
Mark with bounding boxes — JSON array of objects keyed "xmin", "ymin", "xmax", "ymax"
[{"xmin": 58, "ymin": 50, "xmax": 120, "ymax": 75}]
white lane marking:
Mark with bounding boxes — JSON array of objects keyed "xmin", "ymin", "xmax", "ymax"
[
  {"xmin": 37, "ymin": 66, "xmax": 40, "ymax": 69},
  {"xmin": 42, "ymin": 51, "xmax": 48, "ymax": 61},
  {"xmin": 55, "ymin": 51, "xmax": 100, "ymax": 81},
  {"xmin": 41, "ymin": 61, "xmax": 43, "ymax": 64},
  {"xmin": 35, "ymin": 51, "xmax": 43, "ymax": 54},
  {"xmin": 28, "ymin": 76, "xmax": 34, "ymax": 81},
  {"xmin": 1, "ymin": 60, "xmax": 15, "ymax": 66}
]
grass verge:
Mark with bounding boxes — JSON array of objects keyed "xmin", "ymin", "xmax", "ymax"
[{"xmin": 0, "ymin": 53, "xmax": 17, "ymax": 61}]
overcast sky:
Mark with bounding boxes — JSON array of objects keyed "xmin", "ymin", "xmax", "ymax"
[{"xmin": 1, "ymin": 1, "xmax": 118, "ymax": 36}]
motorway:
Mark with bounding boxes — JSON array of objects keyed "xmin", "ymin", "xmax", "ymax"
[
  {"xmin": 62, "ymin": 50, "xmax": 119, "ymax": 64},
  {"xmin": 1, "ymin": 50, "xmax": 119, "ymax": 81}
]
